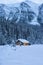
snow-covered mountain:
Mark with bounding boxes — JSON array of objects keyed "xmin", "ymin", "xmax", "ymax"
[
  {"xmin": 0, "ymin": 1, "xmax": 39, "ymax": 25},
  {"xmin": 25, "ymin": 0, "xmax": 39, "ymax": 15}
]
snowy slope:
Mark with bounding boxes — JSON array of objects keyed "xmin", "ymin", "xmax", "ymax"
[
  {"xmin": 0, "ymin": 1, "xmax": 39, "ymax": 18},
  {"xmin": 0, "ymin": 2, "xmax": 40, "ymax": 25},
  {"xmin": 0, "ymin": 45, "xmax": 43, "ymax": 65},
  {"xmin": 25, "ymin": 0, "xmax": 39, "ymax": 15}
]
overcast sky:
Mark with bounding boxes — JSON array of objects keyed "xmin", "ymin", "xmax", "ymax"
[{"xmin": 0, "ymin": 0, "xmax": 43, "ymax": 4}]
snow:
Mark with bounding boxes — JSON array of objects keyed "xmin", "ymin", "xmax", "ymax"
[
  {"xmin": 29, "ymin": 21, "xmax": 40, "ymax": 25},
  {"xmin": 0, "ymin": 45, "xmax": 43, "ymax": 65},
  {"xmin": 28, "ymin": 17, "xmax": 40, "ymax": 25},
  {"xmin": 17, "ymin": 39, "xmax": 29, "ymax": 43}
]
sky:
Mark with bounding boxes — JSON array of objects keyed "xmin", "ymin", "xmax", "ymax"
[{"xmin": 0, "ymin": 0, "xmax": 43, "ymax": 4}]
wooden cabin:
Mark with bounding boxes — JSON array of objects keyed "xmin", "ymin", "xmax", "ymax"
[{"xmin": 16, "ymin": 39, "xmax": 30, "ymax": 46}]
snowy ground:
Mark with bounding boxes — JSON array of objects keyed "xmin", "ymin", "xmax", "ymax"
[{"xmin": 0, "ymin": 45, "xmax": 43, "ymax": 65}]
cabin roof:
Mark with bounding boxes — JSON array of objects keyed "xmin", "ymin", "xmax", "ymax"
[{"xmin": 17, "ymin": 39, "xmax": 29, "ymax": 43}]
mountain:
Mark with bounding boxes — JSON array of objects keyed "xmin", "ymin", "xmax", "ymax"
[
  {"xmin": 0, "ymin": 4, "xmax": 5, "ymax": 17},
  {"xmin": 0, "ymin": 2, "xmax": 43, "ymax": 45},
  {"xmin": 0, "ymin": 1, "xmax": 40, "ymax": 25},
  {"xmin": 25, "ymin": 0, "xmax": 39, "ymax": 15}
]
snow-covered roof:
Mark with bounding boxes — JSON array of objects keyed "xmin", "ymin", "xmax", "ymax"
[{"xmin": 17, "ymin": 39, "xmax": 29, "ymax": 43}]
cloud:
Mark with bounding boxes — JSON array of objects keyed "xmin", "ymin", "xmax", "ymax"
[
  {"xmin": 0, "ymin": 0, "xmax": 25, "ymax": 4},
  {"xmin": 30, "ymin": 0, "xmax": 43, "ymax": 4},
  {"xmin": 0, "ymin": 0, "xmax": 43, "ymax": 4}
]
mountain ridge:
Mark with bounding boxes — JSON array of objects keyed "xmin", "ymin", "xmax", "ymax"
[{"xmin": 0, "ymin": 1, "xmax": 40, "ymax": 25}]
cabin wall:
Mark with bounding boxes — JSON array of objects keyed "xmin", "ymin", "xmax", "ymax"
[
  {"xmin": 16, "ymin": 41, "xmax": 20, "ymax": 45},
  {"xmin": 23, "ymin": 43, "xmax": 29, "ymax": 46}
]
